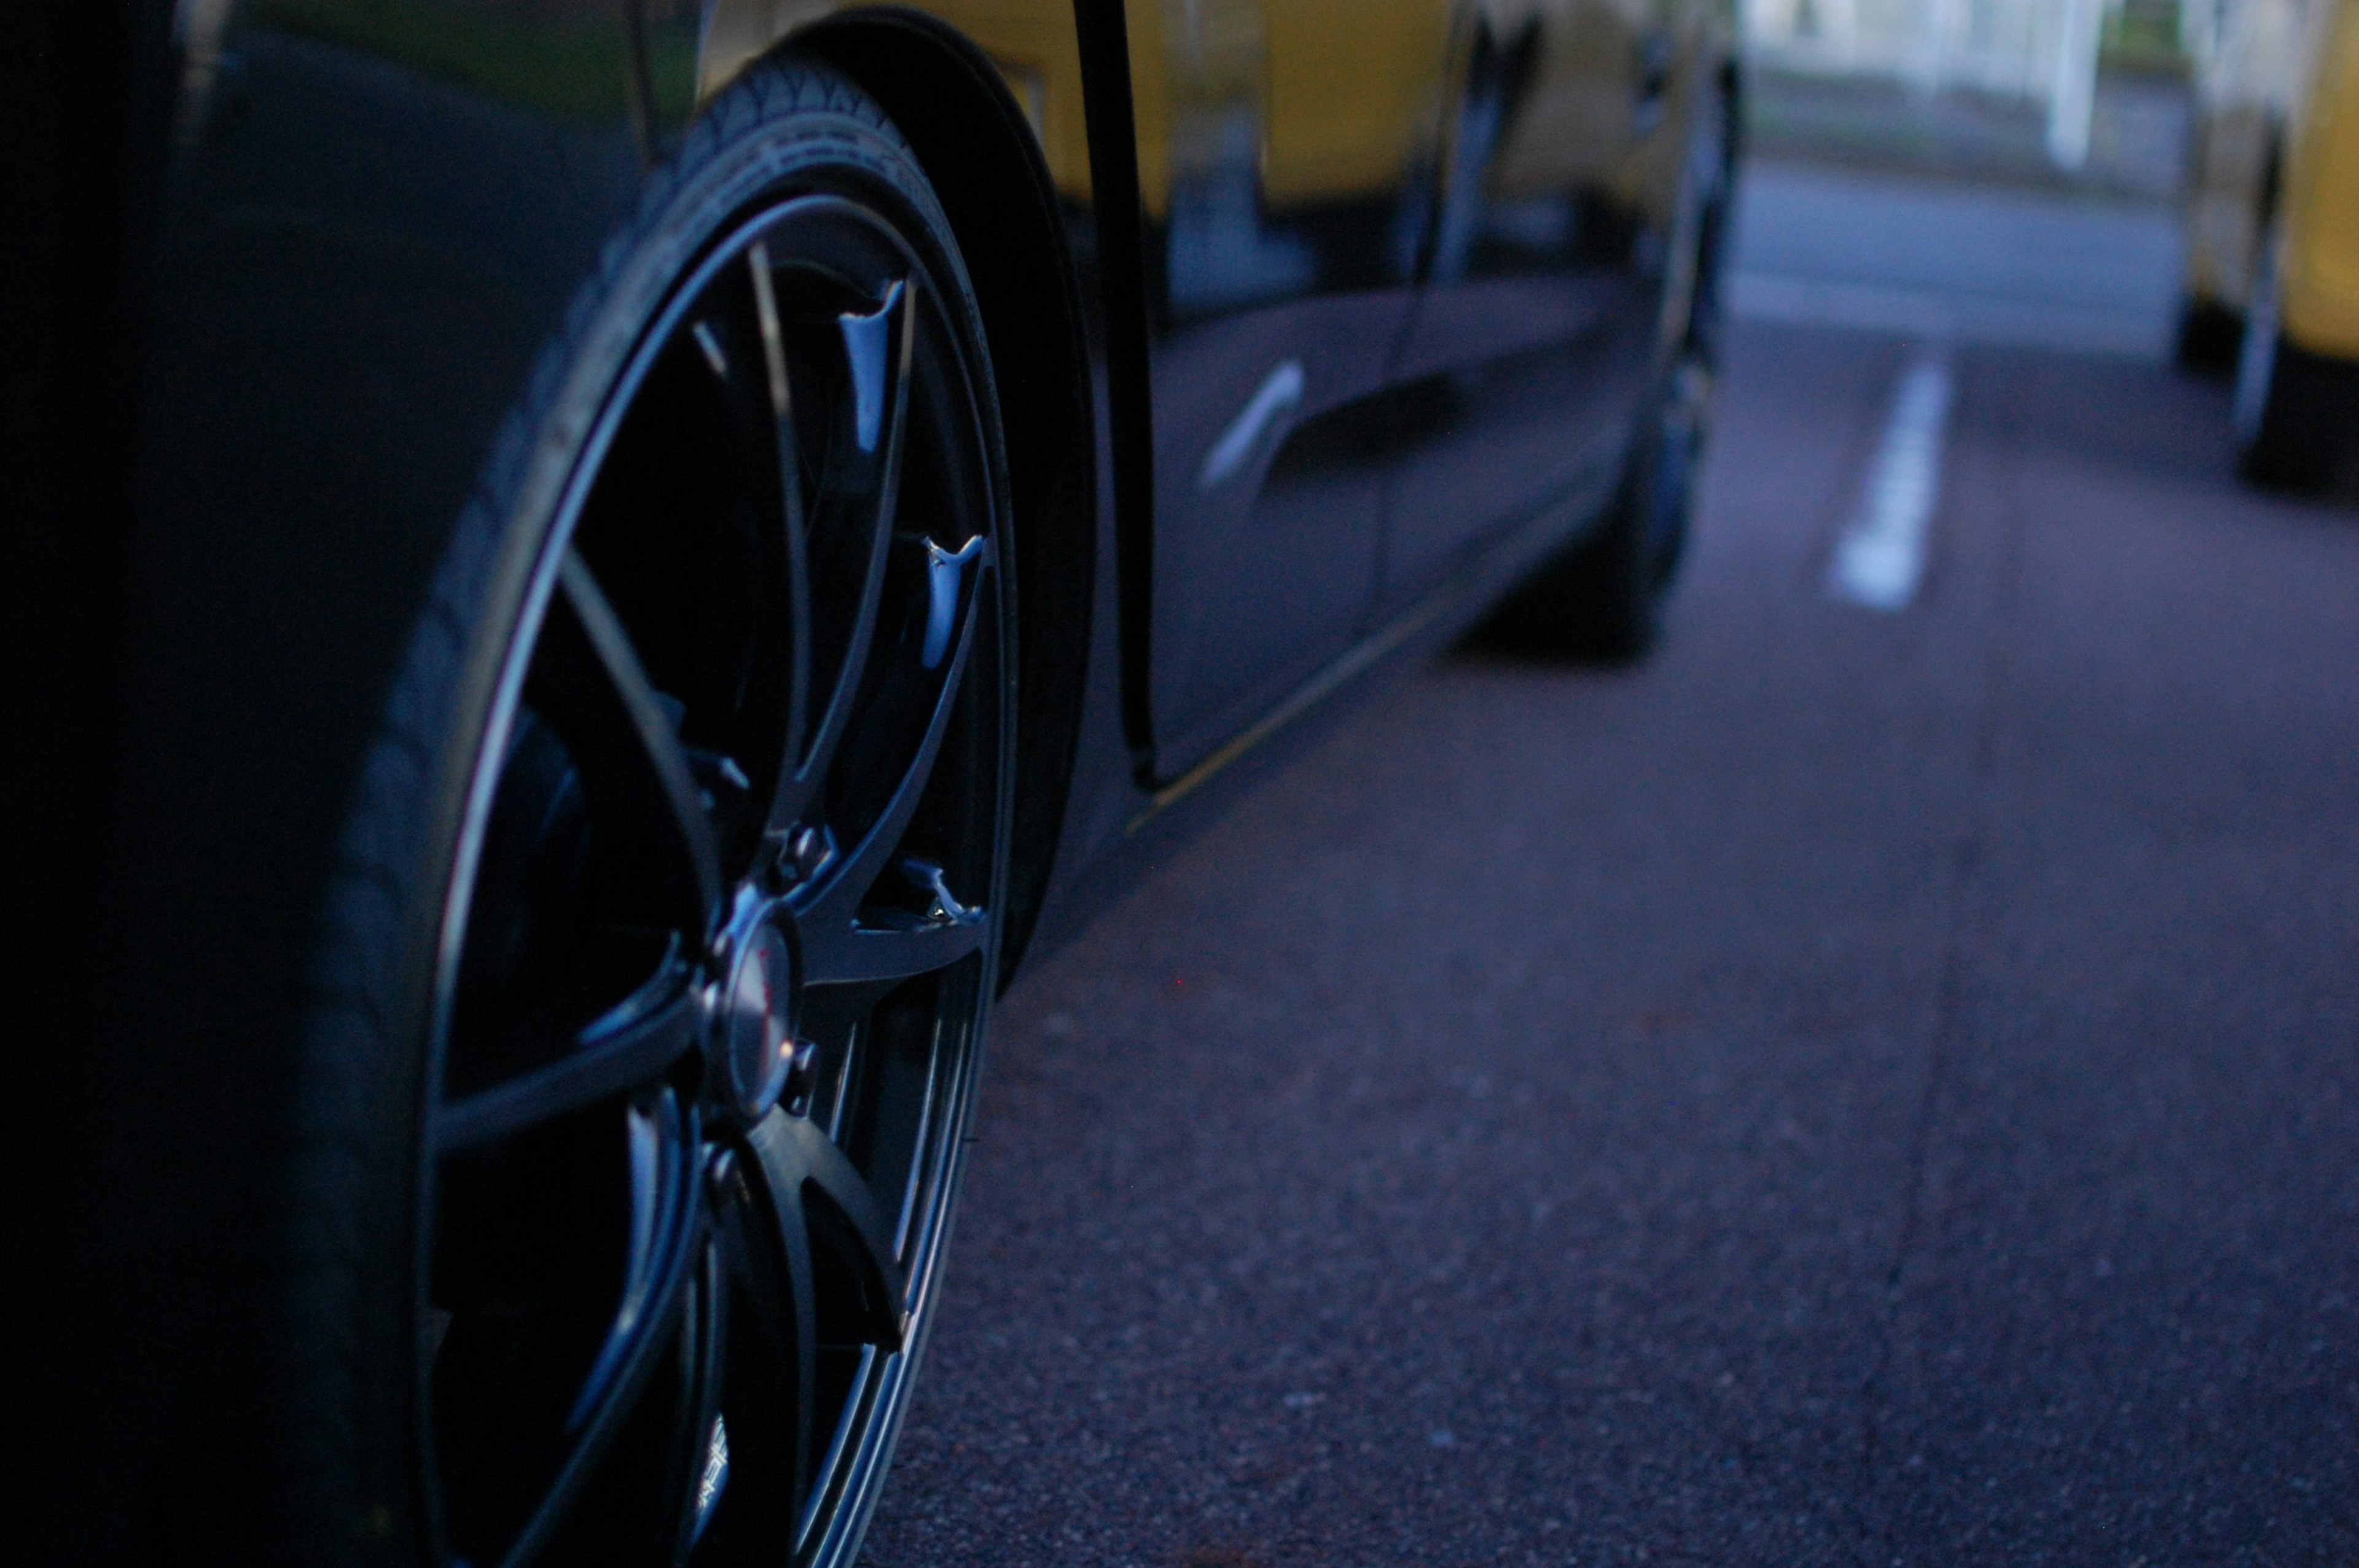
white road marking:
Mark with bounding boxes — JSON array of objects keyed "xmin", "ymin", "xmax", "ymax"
[{"xmin": 1828, "ymin": 349, "xmax": 1954, "ymax": 612}]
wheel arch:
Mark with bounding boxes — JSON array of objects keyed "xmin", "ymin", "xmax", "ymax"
[{"xmin": 764, "ymin": 12, "xmax": 1101, "ymax": 990}]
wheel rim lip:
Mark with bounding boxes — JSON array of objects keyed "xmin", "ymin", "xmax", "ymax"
[{"xmin": 414, "ymin": 173, "xmax": 1006, "ymax": 1565}]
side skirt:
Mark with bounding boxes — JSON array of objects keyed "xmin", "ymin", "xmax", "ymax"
[{"xmin": 1124, "ymin": 459, "xmax": 1619, "ymax": 835}]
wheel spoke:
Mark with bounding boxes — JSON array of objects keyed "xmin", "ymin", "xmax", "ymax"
[
  {"xmin": 532, "ymin": 551, "xmax": 724, "ymax": 940},
  {"xmin": 839, "ymin": 281, "xmax": 909, "ymax": 459},
  {"xmin": 569, "ymin": 1099, "xmax": 702, "ymax": 1433},
  {"xmin": 665, "ymin": 1242, "xmax": 730, "ymax": 1565},
  {"xmin": 921, "ymin": 534, "xmax": 987, "ymax": 670},
  {"xmin": 711, "ymin": 1141, "xmax": 819, "ymax": 1519},
  {"xmin": 683, "ymin": 260, "xmax": 813, "ymax": 790},
  {"xmin": 437, "ymin": 956, "xmax": 699, "ymax": 1151},
  {"xmin": 495, "ymin": 1099, "xmax": 703, "ymax": 1568},
  {"xmin": 799, "ymin": 860, "xmax": 989, "ymax": 988},
  {"xmin": 747, "ymin": 1110, "xmax": 907, "ymax": 1352},
  {"xmin": 767, "ymin": 278, "xmax": 917, "ymax": 835},
  {"xmin": 743, "ymin": 242, "xmax": 815, "ymax": 777},
  {"xmin": 800, "ymin": 905, "xmax": 988, "ymax": 989},
  {"xmin": 789, "ymin": 540, "xmax": 988, "ymax": 950}
]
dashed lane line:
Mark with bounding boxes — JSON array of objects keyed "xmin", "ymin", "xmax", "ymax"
[{"xmin": 1827, "ymin": 348, "xmax": 1955, "ymax": 612}]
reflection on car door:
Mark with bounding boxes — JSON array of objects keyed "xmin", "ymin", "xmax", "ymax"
[
  {"xmin": 1130, "ymin": 0, "xmax": 1452, "ymax": 774},
  {"xmin": 1377, "ymin": 0, "xmax": 1675, "ymax": 615}
]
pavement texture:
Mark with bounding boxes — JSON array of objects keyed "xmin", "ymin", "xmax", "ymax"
[{"xmin": 857, "ymin": 207, "xmax": 2359, "ymax": 1564}]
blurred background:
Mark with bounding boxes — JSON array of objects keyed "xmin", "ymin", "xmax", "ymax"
[
  {"xmin": 861, "ymin": 5, "xmax": 2359, "ymax": 1564},
  {"xmin": 1731, "ymin": 0, "xmax": 2197, "ymax": 359},
  {"xmin": 1747, "ymin": 0, "xmax": 2189, "ymax": 192}
]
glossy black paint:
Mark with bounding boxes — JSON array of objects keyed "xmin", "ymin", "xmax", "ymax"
[
  {"xmin": 1384, "ymin": 1, "xmax": 1665, "ymax": 615},
  {"xmin": 1100, "ymin": 0, "xmax": 1716, "ymax": 781},
  {"xmin": 1127, "ymin": 4, "xmax": 1430, "ymax": 773}
]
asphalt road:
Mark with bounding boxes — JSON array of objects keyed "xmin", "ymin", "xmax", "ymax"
[{"xmin": 859, "ymin": 177, "xmax": 2359, "ymax": 1567}]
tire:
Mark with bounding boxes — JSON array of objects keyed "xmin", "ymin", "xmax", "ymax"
[
  {"xmin": 2234, "ymin": 225, "xmax": 2359, "ymax": 496},
  {"xmin": 1476, "ymin": 84, "xmax": 1726, "ymax": 664},
  {"xmin": 2174, "ymin": 295, "xmax": 2244, "ymax": 378},
  {"xmin": 1479, "ymin": 356, "xmax": 1712, "ymax": 662},
  {"xmin": 275, "ymin": 57, "xmax": 1014, "ymax": 1567}
]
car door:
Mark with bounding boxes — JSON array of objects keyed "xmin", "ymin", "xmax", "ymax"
[
  {"xmin": 1375, "ymin": 0, "xmax": 1683, "ymax": 614},
  {"xmin": 1130, "ymin": 0, "xmax": 1453, "ymax": 773}
]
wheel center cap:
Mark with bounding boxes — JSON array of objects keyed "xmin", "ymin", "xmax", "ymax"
[{"xmin": 718, "ymin": 920, "xmax": 795, "ymax": 1123}]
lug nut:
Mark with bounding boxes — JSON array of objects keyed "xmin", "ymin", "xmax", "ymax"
[
  {"xmin": 705, "ymin": 1147, "xmax": 739, "ymax": 1198},
  {"xmin": 786, "ymin": 825, "xmax": 829, "ymax": 883},
  {"xmin": 783, "ymin": 1039, "xmax": 819, "ymax": 1115}
]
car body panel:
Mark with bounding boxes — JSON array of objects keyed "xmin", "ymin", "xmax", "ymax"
[
  {"xmin": 1127, "ymin": 0, "xmax": 1437, "ymax": 773},
  {"xmin": 1377, "ymin": 0, "xmax": 1695, "ymax": 615}
]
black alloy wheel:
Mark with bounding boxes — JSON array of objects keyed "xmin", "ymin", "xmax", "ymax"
[{"xmin": 305, "ymin": 63, "xmax": 1014, "ymax": 1568}]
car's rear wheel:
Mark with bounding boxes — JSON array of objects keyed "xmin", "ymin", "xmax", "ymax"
[
  {"xmin": 2173, "ymin": 294, "xmax": 2244, "ymax": 377},
  {"xmin": 2233, "ymin": 224, "xmax": 2359, "ymax": 497},
  {"xmin": 295, "ymin": 58, "xmax": 1011, "ymax": 1567},
  {"xmin": 1477, "ymin": 81, "xmax": 1726, "ymax": 662}
]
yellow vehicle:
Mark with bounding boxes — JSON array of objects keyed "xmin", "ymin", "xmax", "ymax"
[{"xmin": 2180, "ymin": 0, "xmax": 2359, "ymax": 492}]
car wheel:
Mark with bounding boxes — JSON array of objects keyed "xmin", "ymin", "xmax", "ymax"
[
  {"xmin": 2233, "ymin": 224, "xmax": 2359, "ymax": 495},
  {"xmin": 288, "ymin": 57, "xmax": 1011, "ymax": 1567},
  {"xmin": 1482, "ymin": 349, "xmax": 1714, "ymax": 668},
  {"xmin": 1511, "ymin": 350, "xmax": 1713, "ymax": 662},
  {"xmin": 1476, "ymin": 81, "xmax": 1724, "ymax": 663},
  {"xmin": 2173, "ymin": 295, "xmax": 2244, "ymax": 377}
]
